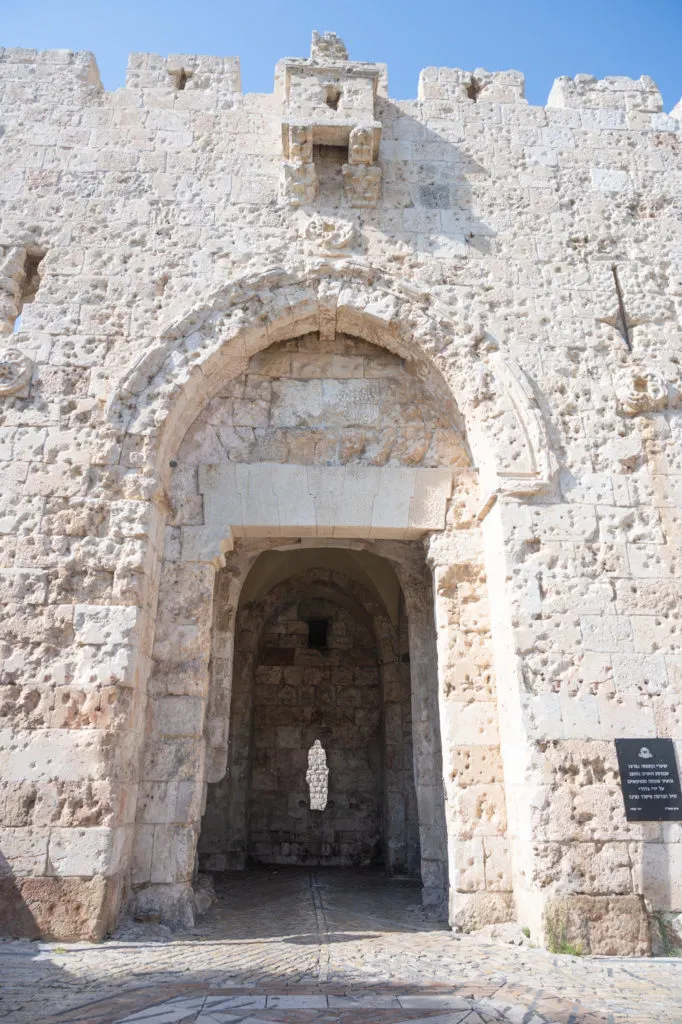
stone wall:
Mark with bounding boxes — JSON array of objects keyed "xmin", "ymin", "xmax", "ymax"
[
  {"xmin": 1, "ymin": 32, "xmax": 681, "ymax": 952},
  {"xmin": 174, "ymin": 332, "xmax": 468, "ymax": 472},
  {"xmin": 251, "ymin": 597, "xmax": 383, "ymax": 866}
]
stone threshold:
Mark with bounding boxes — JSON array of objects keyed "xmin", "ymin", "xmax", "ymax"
[{"xmin": 41, "ymin": 982, "xmax": 612, "ymax": 1024}]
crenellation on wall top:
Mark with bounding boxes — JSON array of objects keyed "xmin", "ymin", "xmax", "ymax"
[
  {"xmin": 0, "ymin": 46, "xmax": 102, "ymax": 86},
  {"xmin": 125, "ymin": 52, "xmax": 241, "ymax": 93},
  {"xmin": 0, "ymin": 38, "xmax": 675, "ymax": 138},
  {"xmin": 418, "ymin": 67, "xmax": 526, "ymax": 105},
  {"xmin": 0, "ymin": 40, "xmax": 677, "ymax": 129},
  {"xmin": 547, "ymin": 73, "xmax": 663, "ymax": 112}
]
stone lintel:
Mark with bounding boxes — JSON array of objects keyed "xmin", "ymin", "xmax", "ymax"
[{"xmin": 180, "ymin": 464, "xmax": 454, "ymax": 564}]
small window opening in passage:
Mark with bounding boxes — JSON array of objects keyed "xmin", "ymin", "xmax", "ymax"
[
  {"xmin": 308, "ymin": 619, "xmax": 329, "ymax": 649},
  {"xmin": 22, "ymin": 251, "xmax": 45, "ymax": 303},
  {"xmin": 325, "ymin": 84, "xmax": 342, "ymax": 110}
]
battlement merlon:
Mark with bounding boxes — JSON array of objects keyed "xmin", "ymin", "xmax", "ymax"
[
  {"xmin": 0, "ymin": 47, "xmax": 102, "ymax": 87},
  {"xmin": 125, "ymin": 52, "xmax": 241, "ymax": 93},
  {"xmin": 418, "ymin": 67, "xmax": 526, "ymax": 104},
  {"xmin": 547, "ymin": 73, "xmax": 663, "ymax": 112}
]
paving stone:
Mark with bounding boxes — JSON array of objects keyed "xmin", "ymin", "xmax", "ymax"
[{"xmin": 0, "ymin": 870, "xmax": 678, "ymax": 1024}]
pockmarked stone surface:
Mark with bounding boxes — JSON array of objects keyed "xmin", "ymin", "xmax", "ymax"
[
  {"xmin": 1, "ymin": 27, "xmax": 682, "ymax": 957},
  {"xmin": 1, "ymin": 870, "xmax": 681, "ymax": 1024}
]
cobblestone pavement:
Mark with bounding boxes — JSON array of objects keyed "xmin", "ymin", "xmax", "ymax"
[{"xmin": 0, "ymin": 869, "xmax": 680, "ymax": 1024}]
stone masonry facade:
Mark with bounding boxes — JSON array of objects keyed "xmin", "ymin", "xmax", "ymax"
[{"xmin": 0, "ymin": 30, "xmax": 681, "ymax": 955}]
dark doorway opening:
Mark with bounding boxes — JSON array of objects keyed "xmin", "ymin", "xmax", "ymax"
[{"xmin": 199, "ymin": 549, "xmax": 421, "ymax": 880}]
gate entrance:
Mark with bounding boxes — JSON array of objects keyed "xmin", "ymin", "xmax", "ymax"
[
  {"xmin": 130, "ymin": 312, "xmax": 513, "ymax": 931},
  {"xmin": 199, "ymin": 549, "xmax": 422, "ymax": 877}
]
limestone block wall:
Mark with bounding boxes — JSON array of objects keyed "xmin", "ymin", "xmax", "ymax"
[
  {"xmin": 426, "ymin": 514, "xmax": 511, "ymax": 931},
  {"xmin": 175, "ymin": 333, "xmax": 467, "ymax": 470},
  {"xmin": 132, "ymin": 321, "xmax": 464, "ymax": 923},
  {"xmin": 1, "ymin": 34, "xmax": 682, "ymax": 951}
]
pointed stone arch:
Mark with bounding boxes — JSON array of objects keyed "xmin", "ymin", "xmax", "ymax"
[
  {"xmin": 117, "ymin": 259, "xmax": 555, "ymax": 932},
  {"xmin": 106, "ymin": 259, "xmax": 555, "ymax": 503}
]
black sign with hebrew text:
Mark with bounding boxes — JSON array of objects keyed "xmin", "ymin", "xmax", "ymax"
[{"xmin": 615, "ymin": 738, "xmax": 682, "ymax": 822}]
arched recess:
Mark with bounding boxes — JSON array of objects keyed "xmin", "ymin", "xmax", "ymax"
[
  {"xmin": 198, "ymin": 564, "xmax": 422, "ymax": 879},
  {"xmin": 110, "ymin": 260, "xmax": 555, "ymax": 932}
]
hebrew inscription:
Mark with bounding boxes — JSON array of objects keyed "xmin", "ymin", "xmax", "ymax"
[{"xmin": 615, "ymin": 739, "xmax": 682, "ymax": 821}]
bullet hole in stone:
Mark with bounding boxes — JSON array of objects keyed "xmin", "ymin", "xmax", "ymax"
[
  {"xmin": 169, "ymin": 459, "xmax": 178, "ymax": 468},
  {"xmin": 467, "ymin": 77, "xmax": 482, "ymax": 102}
]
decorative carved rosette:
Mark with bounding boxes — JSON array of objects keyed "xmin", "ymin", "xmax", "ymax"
[
  {"xmin": 615, "ymin": 367, "xmax": 669, "ymax": 415},
  {"xmin": 0, "ymin": 347, "xmax": 32, "ymax": 396},
  {"xmin": 303, "ymin": 214, "xmax": 357, "ymax": 255}
]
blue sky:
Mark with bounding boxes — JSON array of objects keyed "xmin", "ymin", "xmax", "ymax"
[{"xmin": 3, "ymin": 0, "xmax": 681, "ymax": 109}]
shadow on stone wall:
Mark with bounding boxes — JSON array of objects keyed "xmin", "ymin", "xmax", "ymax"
[
  {"xmin": 0, "ymin": 850, "xmax": 121, "ymax": 942},
  {"xmin": 308, "ymin": 96, "xmax": 492, "ymax": 266},
  {"xmin": 0, "ymin": 852, "xmax": 42, "ymax": 938}
]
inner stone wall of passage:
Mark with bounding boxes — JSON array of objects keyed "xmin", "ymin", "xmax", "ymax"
[
  {"xmin": 198, "ymin": 559, "xmax": 420, "ymax": 874},
  {"xmin": 249, "ymin": 598, "xmax": 384, "ymax": 866}
]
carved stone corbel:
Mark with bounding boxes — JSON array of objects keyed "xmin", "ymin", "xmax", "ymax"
[
  {"xmin": 281, "ymin": 125, "xmax": 318, "ymax": 206},
  {"xmin": 342, "ymin": 126, "xmax": 382, "ymax": 206}
]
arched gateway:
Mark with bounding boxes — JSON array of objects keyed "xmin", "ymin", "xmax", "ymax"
[
  {"xmin": 4, "ymin": 32, "xmax": 678, "ymax": 966},
  {"xmin": 105, "ymin": 260, "xmax": 555, "ymax": 934}
]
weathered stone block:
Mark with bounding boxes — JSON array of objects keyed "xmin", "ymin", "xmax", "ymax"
[
  {"xmin": 0, "ymin": 874, "xmax": 121, "ymax": 940},
  {"xmin": 542, "ymin": 894, "xmax": 650, "ymax": 956}
]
